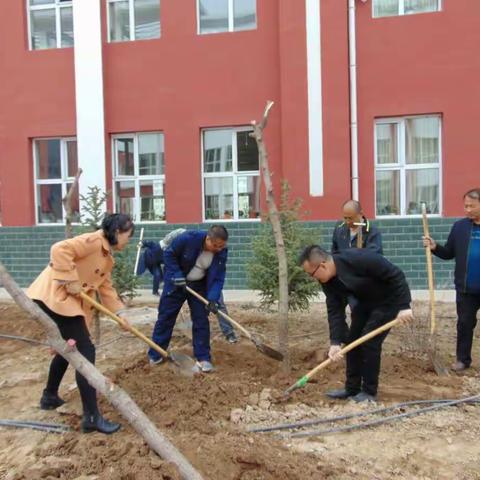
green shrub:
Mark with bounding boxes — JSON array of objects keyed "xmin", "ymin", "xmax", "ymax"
[{"xmin": 247, "ymin": 182, "xmax": 321, "ymax": 311}]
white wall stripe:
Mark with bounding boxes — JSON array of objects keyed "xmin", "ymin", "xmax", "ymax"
[
  {"xmin": 72, "ymin": 0, "xmax": 107, "ymax": 203},
  {"xmin": 305, "ymin": 0, "xmax": 324, "ymax": 196}
]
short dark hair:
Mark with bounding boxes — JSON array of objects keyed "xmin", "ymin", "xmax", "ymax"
[
  {"xmin": 299, "ymin": 245, "xmax": 332, "ymax": 265},
  {"xmin": 342, "ymin": 199, "xmax": 362, "ymax": 213},
  {"xmin": 101, "ymin": 213, "xmax": 135, "ymax": 246},
  {"xmin": 208, "ymin": 225, "xmax": 229, "ymax": 242},
  {"xmin": 464, "ymin": 188, "xmax": 480, "ymax": 201}
]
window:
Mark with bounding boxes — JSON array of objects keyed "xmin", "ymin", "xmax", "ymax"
[
  {"xmin": 28, "ymin": 0, "xmax": 74, "ymax": 50},
  {"xmin": 373, "ymin": 0, "xmax": 441, "ymax": 18},
  {"xmin": 198, "ymin": 0, "xmax": 256, "ymax": 34},
  {"xmin": 108, "ymin": 0, "xmax": 160, "ymax": 42},
  {"xmin": 375, "ymin": 115, "xmax": 441, "ymax": 217},
  {"xmin": 113, "ymin": 133, "xmax": 165, "ymax": 221},
  {"xmin": 34, "ymin": 138, "xmax": 79, "ymax": 224},
  {"xmin": 202, "ymin": 128, "xmax": 260, "ymax": 221}
]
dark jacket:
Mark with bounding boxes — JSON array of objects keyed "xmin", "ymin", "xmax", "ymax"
[
  {"xmin": 163, "ymin": 230, "xmax": 227, "ymax": 302},
  {"xmin": 321, "ymin": 249, "xmax": 411, "ymax": 344},
  {"xmin": 432, "ymin": 218, "xmax": 478, "ymax": 293},
  {"xmin": 137, "ymin": 240, "xmax": 164, "ymax": 275},
  {"xmin": 331, "ymin": 217, "xmax": 383, "ymax": 254}
]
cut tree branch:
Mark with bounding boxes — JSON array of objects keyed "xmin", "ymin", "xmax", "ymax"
[
  {"xmin": 62, "ymin": 168, "xmax": 82, "ymax": 239},
  {"xmin": 0, "ymin": 262, "xmax": 204, "ymax": 480},
  {"xmin": 250, "ymin": 101, "xmax": 290, "ymax": 371}
]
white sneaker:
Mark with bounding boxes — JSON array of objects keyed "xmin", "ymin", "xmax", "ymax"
[
  {"xmin": 192, "ymin": 360, "xmax": 215, "ymax": 373},
  {"xmin": 149, "ymin": 357, "xmax": 164, "ymax": 366}
]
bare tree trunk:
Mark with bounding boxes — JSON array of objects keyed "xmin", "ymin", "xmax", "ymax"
[
  {"xmin": 0, "ymin": 263, "xmax": 204, "ymax": 480},
  {"xmin": 250, "ymin": 101, "xmax": 290, "ymax": 371},
  {"xmin": 62, "ymin": 169, "xmax": 82, "ymax": 239}
]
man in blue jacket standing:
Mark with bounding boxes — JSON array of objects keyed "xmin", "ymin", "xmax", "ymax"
[
  {"xmin": 148, "ymin": 225, "xmax": 229, "ymax": 373},
  {"xmin": 423, "ymin": 188, "xmax": 480, "ymax": 372}
]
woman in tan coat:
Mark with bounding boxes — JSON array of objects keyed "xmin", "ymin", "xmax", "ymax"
[{"xmin": 27, "ymin": 213, "xmax": 134, "ymax": 434}]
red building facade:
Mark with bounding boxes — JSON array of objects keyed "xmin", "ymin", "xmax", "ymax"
[{"xmin": 0, "ymin": 0, "xmax": 478, "ymax": 228}]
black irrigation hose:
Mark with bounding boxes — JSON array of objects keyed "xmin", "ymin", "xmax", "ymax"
[
  {"xmin": 248, "ymin": 397, "xmax": 480, "ymax": 433},
  {"xmin": 0, "ymin": 334, "xmax": 48, "ymax": 347},
  {"xmin": 0, "ymin": 419, "xmax": 72, "ymax": 434},
  {"xmin": 289, "ymin": 393, "xmax": 480, "ymax": 438}
]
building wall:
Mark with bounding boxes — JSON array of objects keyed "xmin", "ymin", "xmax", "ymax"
[{"xmin": 355, "ymin": 0, "xmax": 480, "ymax": 218}]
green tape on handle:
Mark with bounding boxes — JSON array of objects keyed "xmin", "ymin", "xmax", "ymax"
[{"xmin": 297, "ymin": 375, "xmax": 309, "ymax": 388}]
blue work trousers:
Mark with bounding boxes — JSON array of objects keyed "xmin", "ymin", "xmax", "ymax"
[{"xmin": 149, "ymin": 281, "xmax": 211, "ymax": 362}]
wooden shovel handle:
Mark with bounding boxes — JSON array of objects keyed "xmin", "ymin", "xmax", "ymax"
[
  {"xmin": 79, "ymin": 292, "xmax": 169, "ymax": 359},
  {"xmin": 305, "ymin": 318, "xmax": 400, "ymax": 381},
  {"xmin": 422, "ymin": 203, "xmax": 436, "ymax": 335},
  {"xmin": 133, "ymin": 227, "xmax": 145, "ymax": 275},
  {"xmin": 185, "ymin": 286, "xmax": 252, "ymax": 339}
]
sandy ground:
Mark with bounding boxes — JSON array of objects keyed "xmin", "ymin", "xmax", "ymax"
[{"xmin": 0, "ymin": 300, "xmax": 479, "ymax": 480}]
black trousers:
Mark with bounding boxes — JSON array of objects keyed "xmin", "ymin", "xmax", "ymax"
[
  {"xmin": 345, "ymin": 304, "xmax": 399, "ymax": 396},
  {"xmin": 456, "ymin": 292, "xmax": 480, "ymax": 367},
  {"xmin": 35, "ymin": 301, "xmax": 97, "ymax": 415}
]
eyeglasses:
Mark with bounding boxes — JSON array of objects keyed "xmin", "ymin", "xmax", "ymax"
[{"xmin": 306, "ymin": 264, "xmax": 321, "ymax": 278}]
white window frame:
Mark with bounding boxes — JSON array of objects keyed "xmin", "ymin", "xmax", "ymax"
[
  {"xmin": 372, "ymin": 0, "xmax": 442, "ymax": 18},
  {"xmin": 374, "ymin": 115, "xmax": 442, "ymax": 219},
  {"xmin": 112, "ymin": 132, "xmax": 166, "ymax": 223},
  {"xmin": 27, "ymin": 0, "xmax": 73, "ymax": 51},
  {"xmin": 201, "ymin": 126, "xmax": 261, "ymax": 222},
  {"xmin": 107, "ymin": 0, "xmax": 161, "ymax": 42},
  {"xmin": 196, "ymin": 0, "xmax": 257, "ymax": 35},
  {"xmin": 33, "ymin": 137, "xmax": 78, "ymax": 225}
]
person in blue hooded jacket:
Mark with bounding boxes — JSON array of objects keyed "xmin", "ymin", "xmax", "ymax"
[
  {"xmin": 423, "ymin": 188, "xmax": 480, "ymax": 372},
  {"xmin": 148, "ymin": 225, "xmax": 229, "ymax": 372}
]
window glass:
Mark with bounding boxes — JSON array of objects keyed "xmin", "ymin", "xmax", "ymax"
[
  {"xmin": 237, "ymin": 131, "xmax": 259, "ymax": 171},
  {"xmin": 139, "ymin": 133, "xmax": 164, "ymax": 175},
  {"xmin": 31, "ymin": 9, "xmax": 57, "ymax": 50},
  {"xmin": 199, "ymin": 0, "xmax": 229, "ymax": 34},
  {"xmin": 233, "ymin": 0, "xmax": 256, "ymax": 31},
  {"xmin": 376, "ymin": 170, "xmax": 400, "ymax": 215},
  {"xmin": 36, "ymin": 140, "xmax": 61, "ymax": 180},
  {"xmin": 406, "ymin": 169, "xmax": 439, "ymax": 214},
  {"xmin": 203, "ymin": 130, "xmax": 233, "ymax": 173},
  {"xmin": 60, "ymin": 7, "xmax": 74, "ymax": 47},
  {"xmin": 204, "ymin": 177, "xmax": 234, "ymax": 220},
  {"xmin": 116, "ymin": 138, "xmax": 135, "ymax": 176},
  {"xmin": 109, "ymin": 1, "xmax": 130, "ymax": 42},
  {"xmin": 37, "ymin": 184, "xmax": 63, "ymax": 223},
  {"xmin": 406, "ymin": 117, "xmax": 440, "ymax": 164},
  {"xmin": 134, "ymin": 0, "xmax": 161, "ymax": 39}
]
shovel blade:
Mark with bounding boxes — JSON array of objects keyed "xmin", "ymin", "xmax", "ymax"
[
  {"xmin": 169, "ymin": 351, "xmax": 197, "ymax": 377},
  {"xmin": 251, "ymin": 335, "xmax": 284, "ymax": 362}
]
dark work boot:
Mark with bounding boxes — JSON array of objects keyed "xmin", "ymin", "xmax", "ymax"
[
  {"xmin": 81, "ymin": 413, "xmax": 121, "ymax": 434},
  {"xmin": 325, "ymin": 388, "xmax": 358, "ymax": 400},
  {"xmin": 352, "ymin": 391, "xmax": 377, "ymax": 403},
  {"xmin": 40, "ymin": 389, "xmax": 65, "ymax": 410}
]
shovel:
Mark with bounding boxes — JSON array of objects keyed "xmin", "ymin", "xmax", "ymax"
[
  {"xmin": 133, "ymin": 227, "xmax": 145, "ymax": 275},
  {"xmin": 283, "ymin": 318, "xmax": 401, "ymax": 397},
  {"xmin": 79, "ymin": 292, "xmax": 196, "ymax": 376},
  {"xmin": 185, "ymin": 286, "xmax": 284, "ymax": 362},
  {"xmin": 421, "ymin": 204, "xmax": 449, "ymax": 376}
]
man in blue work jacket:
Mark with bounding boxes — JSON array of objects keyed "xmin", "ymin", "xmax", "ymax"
[
  {"xmin": 423, "ymin": 188, "xmax": 480, "ymax": 372},
  {"xmin": 148, "ymin": 225, "xmax": 229, "ymax": 373}
]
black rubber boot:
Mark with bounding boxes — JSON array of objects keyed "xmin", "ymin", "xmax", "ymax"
[
  {"xmin": 81, "ymin": 413, "xmax": 121, "ymax": 434},
  {"xmin": 325, "ymin": 388, "xmax": 358, "ymax": 400},
  {"xmin": 40, "ymin": 389, "xmax": 65, "ymax": 410}
]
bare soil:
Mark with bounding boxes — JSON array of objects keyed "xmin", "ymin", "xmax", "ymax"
[{"xmin": 0, "ymin": 300, "xmax": 479, "ymax": 480}]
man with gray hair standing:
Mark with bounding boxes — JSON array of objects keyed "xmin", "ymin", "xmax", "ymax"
[{"xmin": 423, "ymin": 188, "xmax": 480, "ymax": 372}]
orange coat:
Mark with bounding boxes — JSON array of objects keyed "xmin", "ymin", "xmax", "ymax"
[{"xmin": 27, "ymin": 230, "xmax": 125, "ymax": 327}]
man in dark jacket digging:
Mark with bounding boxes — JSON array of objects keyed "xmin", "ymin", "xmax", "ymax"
[
  {"xmin": 300, "ymin": 246, "xmax": 413, "ymax": 402},
  {"xmin": 423, "ymin": 188, "xmax": 480, "ymax": 372}
]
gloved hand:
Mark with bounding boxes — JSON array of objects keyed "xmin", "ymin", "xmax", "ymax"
[
  {"xmin": 173, "ymin": 277, "xmax": 187, "ymax": 290},
  {"xmin": 65, "ymin": 281, "xmax": 82, "ymax": 296},
  {"xmin": 205, "ymin": 301, "xmax": 219, "ymax": 314}
]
